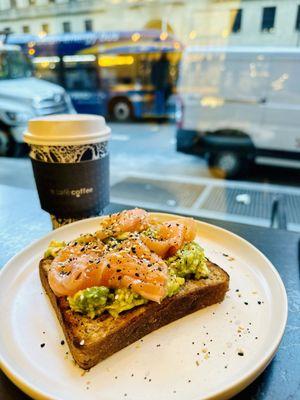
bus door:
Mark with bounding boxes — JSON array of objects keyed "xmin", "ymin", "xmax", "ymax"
[{"xmin": 62, "ymin": 55, "xmax": 106, "ymax": 115}]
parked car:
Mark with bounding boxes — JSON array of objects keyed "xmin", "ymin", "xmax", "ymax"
[
  {"xmin": 0, "ymin": 43, "xmax": 75, "ymax": 156},
  {"xmin": 176, "ymin": 47, "xmax": 300, "ymax": 177}
]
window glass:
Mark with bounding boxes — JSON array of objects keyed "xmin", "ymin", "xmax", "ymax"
[
  {"xmin": 84, "ymin": 20, "xmax": 93, "ymax": 32},
  {"xmin": 0, "ymin": 0, "xmax": 300, "ymax": 234},
  {"xmin": 261, "ymin": 6, "xmax": 276, "ymax": 32},
  {"xmin": 295, "ymin": 5, "xmax": 300, "ymax": 31},
  {"xmin": 230, "ymin": 9, "xmax": 242, "ymax": 33},
  {"xmin": 0, "ymin": 51, "xmax": 32, "ymax": 79},
  {"xmin": 63, "ymin": 22, "xmax": 71, "ymax": 33}
]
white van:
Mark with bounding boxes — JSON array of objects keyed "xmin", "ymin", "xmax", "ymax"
[
  {"xmin": 0, "ymin": 43, "xmax": 75, "ymax": 156},
  {"xmin": 176, "ymin": 47, "xmax": 300, "ymax": 177}
]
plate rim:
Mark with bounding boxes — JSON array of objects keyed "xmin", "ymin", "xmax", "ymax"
[{"xmin": 0, "ymin": 212, "xmax": 288, "ymax": 400}]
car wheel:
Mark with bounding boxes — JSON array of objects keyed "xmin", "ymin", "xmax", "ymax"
[
  {"xmin": 111, "ymin": 100, "xmax": 132, "ymax": 121},
  {"xmin": 207, "ymin": 152, "xmax": 245, "ymax": 179},
  {"xmin": 0, "ymin": 128, "xmax": 12, "ymax": 157}
]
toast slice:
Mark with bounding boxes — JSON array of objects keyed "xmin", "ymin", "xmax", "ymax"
[{"xmin": 40, "ymin": 257, "xmax": 229, "ymax": 369}]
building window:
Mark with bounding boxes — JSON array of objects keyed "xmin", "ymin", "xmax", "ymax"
[
  {"xmin": 63, "ymin": 22, "xmax": 71, "ymax": 33},
  {"xmin": 230, "ymin": 9, "xmax": 242, "ymax": 33},
  {"xmin": 295, "ymin": 5, "xmax": 300, "ymax": 31},
  {"xmin": 85, "ymin": 19, "xmax": 93, "ymax": 32},
  {"xmin": 261, "ymin": 6, "xmax": 276, "ymax": 32},
  {"xmin": 22, "ymin": 26, "xmax": 30, "ymax": 33},
  {"xmin": 42, "ymin": 23, "xmax": 49, "ymax": 34}
]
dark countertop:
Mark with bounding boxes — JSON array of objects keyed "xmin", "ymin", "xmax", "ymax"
[{"xmin": 0, "ymin": 184, "xmax": 299, "ymax": 400}]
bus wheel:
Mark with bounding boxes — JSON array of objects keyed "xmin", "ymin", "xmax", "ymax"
[
  {"xmin": 207, "ymin": 151, "xmax": 245, "ymax": 179},
  {"xmin": 110, "ymin": 99, "xmax": 133, "ymax": 122}
]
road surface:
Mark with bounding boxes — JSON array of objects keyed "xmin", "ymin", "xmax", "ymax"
[{"xmin": 0, "ymin": 121, "xmax": 299, "ymax": 190}]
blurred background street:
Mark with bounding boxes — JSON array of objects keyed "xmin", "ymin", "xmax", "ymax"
[
  {"xmin": 1, "ymin": 121, "xmax": 300, "ymax": 232},
  {"xmin": 2, "ymin": 121, "xmax": 299, "ymax": 188}
]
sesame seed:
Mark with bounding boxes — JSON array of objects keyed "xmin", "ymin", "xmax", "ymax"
[
  {"xmin": 40, "ymin": 343, "xmax": 45, "ymax": 348},
  {"xmin": 80, "ymin": 340, "xmax": 85, "ymax": 345}
]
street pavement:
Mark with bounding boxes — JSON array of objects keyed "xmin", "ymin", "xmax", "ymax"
[{"xmin": 0, "ymin": 121, "xmax": 299, "ymax": 190}]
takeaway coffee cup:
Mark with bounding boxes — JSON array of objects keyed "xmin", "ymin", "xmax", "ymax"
[{"xmin": 24, "ymin": 114, "xmax": 111, "ymax": 229}]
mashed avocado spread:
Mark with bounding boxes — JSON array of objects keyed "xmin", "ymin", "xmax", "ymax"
[
  {"xmin": 44, "ymin": 240, "xmax": 66, "ymax": 258},
  {"xmin": 45, "ymin": 238, "xmax": 209, "ymax": 318},
  {"xmin": 68, "ymin": 287, "xmax": 147, "ymax": 319},
  {"xmin": 166, "ymin": 242, "xmax": 209, "ymax": 279}
]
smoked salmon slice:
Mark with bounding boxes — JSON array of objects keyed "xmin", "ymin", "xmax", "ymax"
[
  {"xmin": 96, "ymin": 208, "xmax": 149, "ymax": 240},
  {"xmin": 141, "ymin": 218, "xmax": 197, "ymax": 258},
  {"xmin": 48, "ymin": 238, "xmax": 168, "ymax": 302}
]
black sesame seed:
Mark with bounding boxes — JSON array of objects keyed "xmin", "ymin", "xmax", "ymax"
[
  {"xmin": 235, "ymin": 289, "xmax": 239, "ymax": 292},
  {"xmin": 258, "ymin": 301, "xmax": 261, "ymax": 305},
  {"xmin": 116, "ymin": 269, "xmax": 122, "ymax": 272},
  {"xmin": 238, "ymin": 351, "xmax": 244, "ymax": 356},
  {"xmin": 40, "ymin": 343, "xmax": 45, "ymax": 348},
  {"xmin": 244, "ymin": 302, "xmax": 248, "ymax": 305},
  {"xmin": 61, "ymin": 340, "xmax": 65, "ymax": 345}
]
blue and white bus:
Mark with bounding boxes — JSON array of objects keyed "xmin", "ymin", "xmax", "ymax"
[{"xmin": 9, "ymin": 31, "xmax": 182, "ymax": 121}]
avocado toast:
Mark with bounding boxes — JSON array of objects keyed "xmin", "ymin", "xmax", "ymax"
[{"xmin": 40, "ymin": 209, "xmax": 229, "ymax": 369}]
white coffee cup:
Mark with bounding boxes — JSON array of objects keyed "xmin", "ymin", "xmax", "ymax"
[{"xmin": 24, "ymin": 114, "xmax": 111, "ymax": 229}]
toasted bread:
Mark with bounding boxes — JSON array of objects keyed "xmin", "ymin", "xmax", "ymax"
[{"xmin": 39, "ymin": 257, "xmax": 229, "ymax": 369}]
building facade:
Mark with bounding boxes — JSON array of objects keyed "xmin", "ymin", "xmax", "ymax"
[{"xmin": 1, "ymin": 0, "xmax": 300, "ymax": 47}]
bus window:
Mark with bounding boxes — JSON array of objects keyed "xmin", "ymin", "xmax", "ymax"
[
  {"xmin": 98, "ymin": 54, "xmax": 136, "ymax": 88},
  {"xmin": 33, "ymin": 56, "xmax": 61, "ymax": 84},
  {"xmin": 64, "ymin": 65, "xmax": 98, "ymax": 91}
]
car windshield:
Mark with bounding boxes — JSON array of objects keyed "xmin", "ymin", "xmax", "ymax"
[{"xmin": 0, "ymin": 50, "xmax": 33, "ymax": 79}]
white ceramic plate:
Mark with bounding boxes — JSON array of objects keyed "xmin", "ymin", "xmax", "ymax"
[{"xmin": 0, "ymin": 213, "xmax": 287, "ymax": 400}]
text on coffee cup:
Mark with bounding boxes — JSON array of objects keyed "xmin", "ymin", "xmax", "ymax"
[{"xmin": 50, "ymin": 188, "xmax": 94, "ymax": 198}]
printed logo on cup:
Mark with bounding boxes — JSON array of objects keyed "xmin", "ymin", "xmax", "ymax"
[{"xmin": 50, "ymin": 187, "xmax": 94, "ymax": 198}]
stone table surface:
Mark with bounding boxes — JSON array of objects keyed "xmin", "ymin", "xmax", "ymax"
[{"xmin": 0, "ymin": 184, "xmax": 299, "ymax": 400}]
